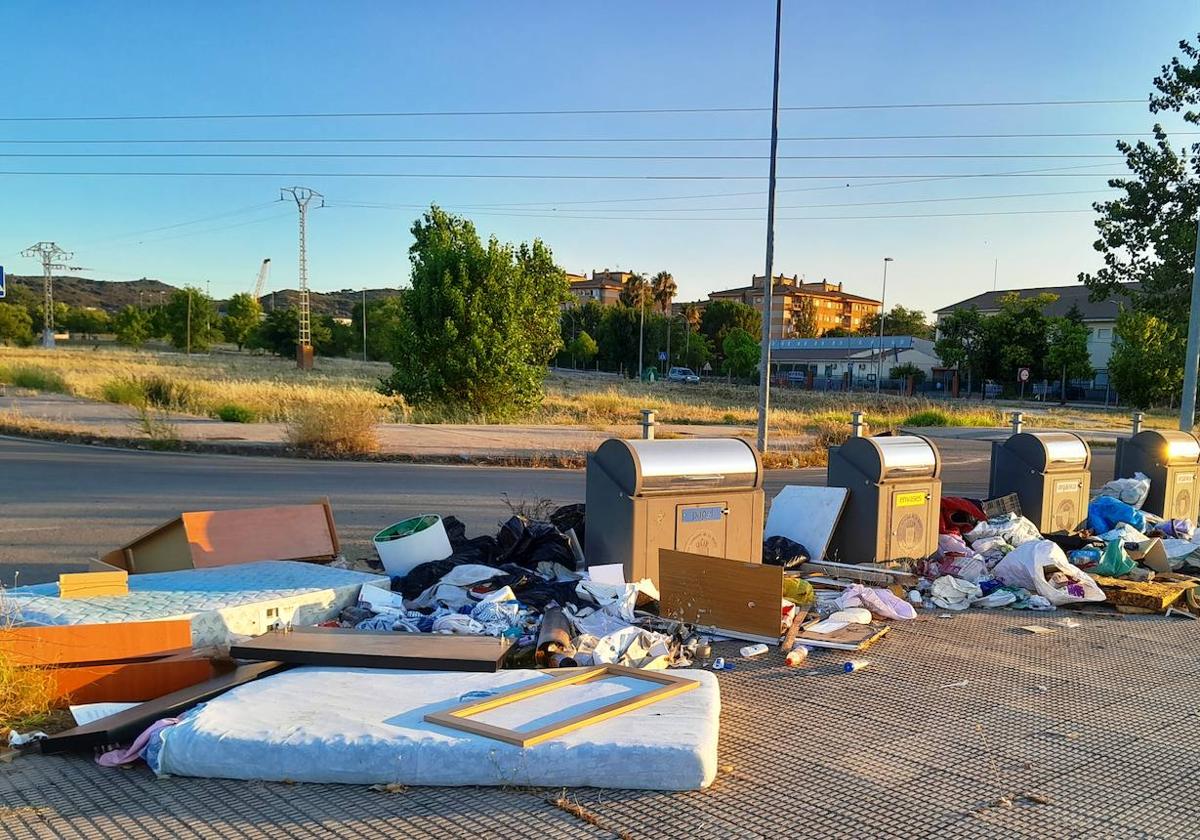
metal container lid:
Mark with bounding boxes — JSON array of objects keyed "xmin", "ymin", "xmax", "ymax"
[
  {"xmin": 1130, "ymin": 429, "xmax": 1200, "ymax": 464},
  {"xmin": 838, "ymin": 434, "xmax": 941, "ymax": 480},
  {"xmin": 1005, "ymin": 431, "xmax": 1090, "ymax": 471},
  {"xmin": 590, "ymin": 437, "xmax": 763, "ymax": 494}
]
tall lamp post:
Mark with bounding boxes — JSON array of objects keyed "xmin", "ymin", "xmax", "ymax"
[{"xmin": 875, "ymin": 257, "xmax": 893, "ymax": 393}]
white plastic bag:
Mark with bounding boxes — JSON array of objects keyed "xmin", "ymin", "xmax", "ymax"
[
  {"xmin": 1097, "ymin": 472, "xmax": 1152, "ymax": 509},
  {"xmin": 992, "ymin": 540, "xmax": 1105, "ymax": 606}
]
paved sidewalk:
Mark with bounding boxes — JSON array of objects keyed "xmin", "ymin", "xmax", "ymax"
[
  {"xmin": 0, "ymin": 392, "xmax": 806, "ymax": 458},
  {"xmin": 3, "ymin": 609, "xmax": 1198, "ymax": 839}
]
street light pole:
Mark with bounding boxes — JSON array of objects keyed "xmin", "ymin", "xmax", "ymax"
[
  {"xmin": 876, "ymin": 257, "xmax": 893, "ymax": 393},
  {"xmin": 361, "ymin": 288, "xmax": 368, "ymax": 362},
  {"xmin": 638, "ymin": 293, "xmax": 645, "ymax": 380},
  {"xmin": 1180, "ymin": 214, "xmax": 1200, "ymax": 430},
  {"xmin": 755, "ymin": 0, "xmax": 783, "ymax": 454}
]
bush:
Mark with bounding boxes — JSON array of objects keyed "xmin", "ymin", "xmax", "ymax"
[
  {"xmin": 0, "ymin": 364, "xmax": 70, "ymax": 394},
  {"xmin": 215, "ymin": 403, "xmax": 258, "ymax": 423},
  {"xmin": 286, "ymin": 396, "xmax": 381, "ymax": 456},
  {"xmin": 903, "ymin": 408, "xmax": 951, "ymax": 427},
  {"xmin": 0, "ymin": 607, "xmax": 57, "ymax": 735},
  {"xmin": 139, "ymin": 374, "xmax": 194, "ymax": 411},
  {"xmin": 101, "ymin": 377, "xmax": 148, "ymax": 407}
]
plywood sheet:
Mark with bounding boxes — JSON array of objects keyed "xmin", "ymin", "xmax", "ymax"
[
  {"xmin": 0, "ymin": 620, "xmax": 193, "ymax": 667},
  {"xmin": 40, "ymin": 660, "xmax": 288, "ymax": 754},
  {"xmin": 659, "ymin": 549, "xmax": 783, "ymax": 643},
  {"xmin": 58, "ymin": 570, "xmax": 128, "ymax": 599},
  {"xmin": 795, "ymin": 622, "xmax": 890, "ymax": 651},
  {"xmin": 47, "ymin": 651, "xmax": 228, "ymax": 704},
  {"xmin": 230, "ymin": 627, "xmax": 512, "ymax": 672},
  {"xmin": 765, "ymin": 486, "xmax": 849, "ymax": 562}
]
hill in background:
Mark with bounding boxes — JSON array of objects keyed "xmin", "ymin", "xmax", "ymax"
[{"xmin": 6, "ymin": 275, "xmax": 403, "ymax": 318}]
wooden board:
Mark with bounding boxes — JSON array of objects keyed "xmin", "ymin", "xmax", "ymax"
[
  {"xmin": 795, "ymin": 622, "xmax": 891, "ymax": 651},
  {"xmin": 659, "ymin": 549, "xmax": 783, "ymax": 644},
  {"xmin": 0, "ymin": 620, "xmax": 193, "ymax": 667},
  {"xmin": 39, "ymin": 661, "xmax": 288, "ymax": 754},
  {"xmin": 101, "ymin": 498, "xmax": 340, "ymax": 573},
  {"xmin": 58, "ymin": 570, "xmax": 129, "ymax": 599},
  {"xmin": 230, "ymin": 627, "xmax": 513, "ymax": 672},
  {"xmin": 1093, "ymin": 575, "xmax": 1196, "ymax": 613},
  {"xmin": 46, "ymin": 651, "xmax": 228, "ymax": 704},
  {"xmin": 424, "ymin": 664, "xmax": 699, "ymax": 748}
]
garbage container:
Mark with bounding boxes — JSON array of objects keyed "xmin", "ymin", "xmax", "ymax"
[
  {"xmin": 1114, "ymin": 429, "xmax": 1200, "ymax": 521},
  {"xmin": 988, "ymin": 431, "xmax": 1091, "ymax": 534},
  {"xmin": 826, "ymin": 434, "xmax": 943, "ymax": 563},
  {"xmin": 584, "ymin": 437, "xmax": 764, "ymax": 586}
]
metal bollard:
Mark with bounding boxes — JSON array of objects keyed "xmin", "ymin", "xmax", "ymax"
[
  {"xmin": 640, "ymin": 409, "xmax": 656, "ymax": 440},
  {"xmin": 850, "ymin": 411, "xmax": 866, "ymax": 438},
  {"xmin": 1010, "ymin": 411, "xmax": 1024, "ymax": 435},
  {"xmin": 1132, "ymin": 411, "xmax": 1144, "ymax": 435}
]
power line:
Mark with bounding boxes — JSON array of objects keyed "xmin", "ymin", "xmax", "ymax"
[
  {"xmin": 78, "ymin": 200, "xmax": 281, "ymax": 245},
  {"xmin": 0, "ymin": 169, "xmax": 1132, "ymax": 180},
  {"xmin": 0, "ymin": 151, "xmax": 1126, "ymax": 160},
  {"xmin": 0, "ymin": 98, "xmax": 1144, "ymax": 122},
  {"xmin": 0, "ymin": 130, "xmax": 1189, "ymax": 144}
]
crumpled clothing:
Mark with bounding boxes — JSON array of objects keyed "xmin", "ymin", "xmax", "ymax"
[
  {"xmin": 1096, "ymin": 472, "xmax": 1151, "ymax": 509},
  {"xmin": 940, "ymin": 496, "xmax": 987, "ymax": 536},
  {"xmin": 1015, "ymin": 594, "xmax": 1056, "ymax": 611},
  {"xmin": 970, "ymin": 536, "xmax": 1012, "ymax": 567},
  {"xmin": 97, "ymin": 718, "xmax": 179, "ymax": 768},
  {"xmin": 576, "ymin": 625, "xmax": 672, "ymax": 669},
  {"xmin": 835, "ymin": 584, "xmax": 917, "ymax": 620},
  {"xmin": 355, "ymin": 615, "xmax": 398, "ymax": 632},
  {"xmin": 470, "ymin": 587, "xmax": 523, "ymax": 636},
  {"xmin": 431, "ymin": 613, "xmax": 486, "ymax": 635},
  {"xmin": 965, "ymin": 514, "xmax": 1042, "ymax": 548},
  {"xmin": 930, "ymin": 575, "xmax": 982, "ymax": 610},
  {"xmin": 1098, "ymin": 522, "xmax": 1147, "ymax": 544},
  {"xmin": 973, "ymin": 588, "xmax": 1018, "ymax": 608},
  {"xmin": 1154, "ymin": 519, "xmax": 1195, "ymax": 540}
]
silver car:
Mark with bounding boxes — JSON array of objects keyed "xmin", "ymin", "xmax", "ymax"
[{"xmin": 668, "ymin": 366, "xmax": 701, "ymax": 384}]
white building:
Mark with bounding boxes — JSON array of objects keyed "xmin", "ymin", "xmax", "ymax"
[{"xmin": 768, "ymin": 336, "xmax": 940, "ymax": 387}]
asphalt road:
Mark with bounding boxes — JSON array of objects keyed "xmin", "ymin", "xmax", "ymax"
[{"xmin": 0, "ymin": 435, "xmax": 1114, "ymax": 567}]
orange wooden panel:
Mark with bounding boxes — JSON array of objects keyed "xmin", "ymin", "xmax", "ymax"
[
  {"xmin": 58, "ymin": 570, "xmax": 128, "ymax": 599},
  {"xmin": 47, "ymin": 652, "xmax": 229, "ymax": 705},
  {"xmin": 0, "ymin": 620, "xmax": 193, "ymax": 667},
  {"xmin": 183, "ymin": 501, "xmax": 338, "ymax": 568}
]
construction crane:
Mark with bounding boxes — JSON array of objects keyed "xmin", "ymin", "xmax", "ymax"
[{"xmin": 252, "ymin": 258, "xmax": 271, "ymax": 300}]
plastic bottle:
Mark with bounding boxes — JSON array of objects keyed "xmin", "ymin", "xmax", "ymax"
[
  {"xmin": 785, "ymin": 647, "xmax": 809, "ymax": 667},
  {"xmin": 740, "ymin": 643, "xmax": 769, "ymax": 658},
  {"xmin": 843, "ymin": 660, "xmax": 870, "ymax": 674}
]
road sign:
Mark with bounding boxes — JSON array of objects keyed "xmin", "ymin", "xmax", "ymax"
[
  {"xmin": 1018, "ymin": 367, "xmax": 1031, "ymax": 382},
  {"xmin": 658, "ymin": 351, "xmax": 668, "ymax": 361},
  {"xmin": 0, "ymin": 265, "xmax": 5, "ymax": 299}
]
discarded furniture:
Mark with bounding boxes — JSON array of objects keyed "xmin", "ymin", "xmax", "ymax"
[
  {"xmin": 425, "ymin": 664, "xmax": 699, "ymax": 747},
  {"xmin": 40, "ymin": 661, "xmax": 287, "ymax": 754},
  {"xmin": 231, "ymin": 627, "xmax": 512, "ymax": 672},
  {"xmin": 1114, "ymin": 429, "xmax": 1200, "ymax": 521},
  {"xmin": 5, "ymin": 561, "xmax": 389, "ymax": 648},
  {"xmin": 58, "ymin": 570, "xmax": 128, "ymax": 599},
  {"xmin": 101, "ymin": 498, "xmax": 340, "ymax": 574},
  {"xmin": 659, "ymin": 549, "xmax": 783, "ymax": 644},
  {"xmin": 764, "ymin": 485, "xmax": 848, "ymax": 563},
  {"xmin": 827, "ymin": 434, "xmax": 942, "ymax": 562},
  {"xmin": 988, "ymin": 432, "xmax": 1091, "ymax": 533},
  {"xmin": 585, "ymin": 437, "xmax": 764, "ymax": 586},
  {"xmin": 148, "ymin": 667, "xmax": 720, "ymax": 789}
]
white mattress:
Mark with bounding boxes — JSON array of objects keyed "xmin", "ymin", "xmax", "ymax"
[
  {"xmin": 153, "ymin": 666, "xmax": 720, "ymax": 790},
  {"xmin": 2, "ymin": 561, "xmax": 388, "ymax": 648}
]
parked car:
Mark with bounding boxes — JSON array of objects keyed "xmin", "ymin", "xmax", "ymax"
[{"xmin": 667, "ymin": 366, "xmax": 701, "ymax": 384}]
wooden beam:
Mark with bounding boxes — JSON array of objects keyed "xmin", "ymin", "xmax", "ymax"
[{"xmin": 40, "ymin": 661, "xmax": 288, "ymax": 754}]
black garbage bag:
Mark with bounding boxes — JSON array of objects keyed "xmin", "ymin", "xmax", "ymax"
[
  {"xmin": 497, "ymin": 515, "xmax": 578, "ymax": 571},
  {"xmin": 394, "ymin": 558, "xmax": 463, "ymax": 599},
  {"xmin": 452, "ymin": 535, "xmax": 502, "ymax": 566},
  {"xmin": 550, "ymin": 503, "xmax": 586, "ymax": 549},
  {"xmin": 441, "ymin": 515, "xmax": 468, "ymax": 548},
  {"xmin": 762, "ymin": 535, "xmax": 810, "ymax": 570}
]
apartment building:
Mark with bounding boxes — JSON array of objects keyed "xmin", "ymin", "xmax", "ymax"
[
  {"xmin": 708, "ymin": 274, "xmax": 882, "ymax": 340},
  {"xmin": 564, "ymin": 270, "xmax": 634, "ymax": 307}
]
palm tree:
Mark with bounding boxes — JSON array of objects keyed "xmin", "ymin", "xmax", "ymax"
[
  {"xmin": 651, "ymin": 271, "xmax": 677, "ymax": 315},
  {"xmin": 682, "ymin": 303, "xmax": 702, "ymax": 331},
  {"xmin": 619, "ymin": 272, "xmax": 649, "ymax": 308}
]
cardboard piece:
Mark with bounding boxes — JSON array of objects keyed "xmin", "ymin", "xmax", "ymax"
[
  {"xmin": 101, "ymin": 499, "xmax": 340, "ymax": 574},
  {"xmin": 40, "ymin": 660, "xmax": 288, "ymax": 754},
  {"xmin": 765, "ymin": 486, "xmax": 848, "ymax": 563},
  {"xmin": 58, "ymin": 570, "xmax": 128, "ymax": 599},
  {"xmin": 231, "ymin": 627, "xmax": 512, "ymax": 673},
  {"xmin": 0, "ymin": 620, "xmax": 193, "ymax": 667},
  {"xmin": 794, "ymin": 621, "xmax": 890, "ymax": 651},
  {"xmin": 659, "ymin": 549, "xmax": 783, "ymax": 644}
]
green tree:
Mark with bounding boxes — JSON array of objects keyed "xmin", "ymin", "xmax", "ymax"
[
  {"xmin": 1109, "ymin": 308, "xmax": 1184, "ymax": 408},
  {"xmin": 618, "ymin": 272, "xmax": 651, "ymax": 309},
  {"xmin": 934, "ymin": 306, "xmax": 985, "ymax": 395},
  {"xmin": 681, "ymin": 332, "xmax": 712, "ymax": 373},
  {"xmin": 791, "ymin": 297, "xmax": 819, "ymax": 338},
  {"xmin": 352, "ymin": 295, "xmax": 407, "ymax": 362},
  {"xmin": 1046, "ymin": 317, "xmax": 1094, "ymax": 403},
  {"xmin": 112, "ymin": 305, "xmax": 152, "ymax": 348},
  {"xmin": 650, "ymin": 271, "xmax": 677, "ymax": 315},
  {"xmin": 889, "ymin": 361, "xmax": 927, "ymax": 385},
  {"xmin": 983, "ymin": 292, "xmax": 1057, "ymax": 384},
  {"xmin": 722, "ymin": 327, "xmax": 760, "ymax": 379},
  {"xmin": 597, "ymin": 305, "xmax": 642, "ymax": 375},
  {"xmin": 1081, "ymin": 36, "xmax": 1200, "ymax": 323},
  {"xmin": 381, "ymin": 206, "xmax": 568, "ymax": 416},
  {"xmin": 164, "ymin": 287, "xmax": 219, "ymax": 352},
  {"xmin": 62, "ymin": 306, "xmax": 110, "ymax": 339},
  {"xmin": 316, "ymin": 315, "xmax": 353, "ymax": 357},
  {"xmin": 0, "ymin": 302, "xmax": 34, "ymax": 345},
  {"xmin": 859, "ymin": 305, "xmax": 933, "ymax": 339},
  {"xmin": 223, "ymin": 292, "xmax": 263, "ymax": 351},
  {"xmin": 701, "ymin": 300, "xmax": 761, "ymax": 369},
  {"xmin": 566, "ymin": 330, "xmax": 598, "ymax": 367},
  {"xmin": 822, "ymin": 326, "xmax": 854, "ymax": 338},
  {"xmin": 250, "ymin": 307, "xmax": 332, "ymax": 357}
]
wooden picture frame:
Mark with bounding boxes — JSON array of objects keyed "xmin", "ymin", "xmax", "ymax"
[{"xmin": 424, "ymin": 664, "xmax": 698, "ymax": 748}]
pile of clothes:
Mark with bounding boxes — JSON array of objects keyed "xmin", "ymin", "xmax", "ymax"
[{"xmin": 333, "ymin": 506, "xmax": 698, "ymax": 670}]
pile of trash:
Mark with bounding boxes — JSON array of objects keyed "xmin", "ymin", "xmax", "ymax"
[{"xmin": 336, "ymin": 507, "xmax": 700, "ymax": 670}]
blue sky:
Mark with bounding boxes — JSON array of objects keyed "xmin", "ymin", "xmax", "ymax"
[{"xmin": 1, "ymin": 1, "xmax": 1197, "ymax": 312}]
